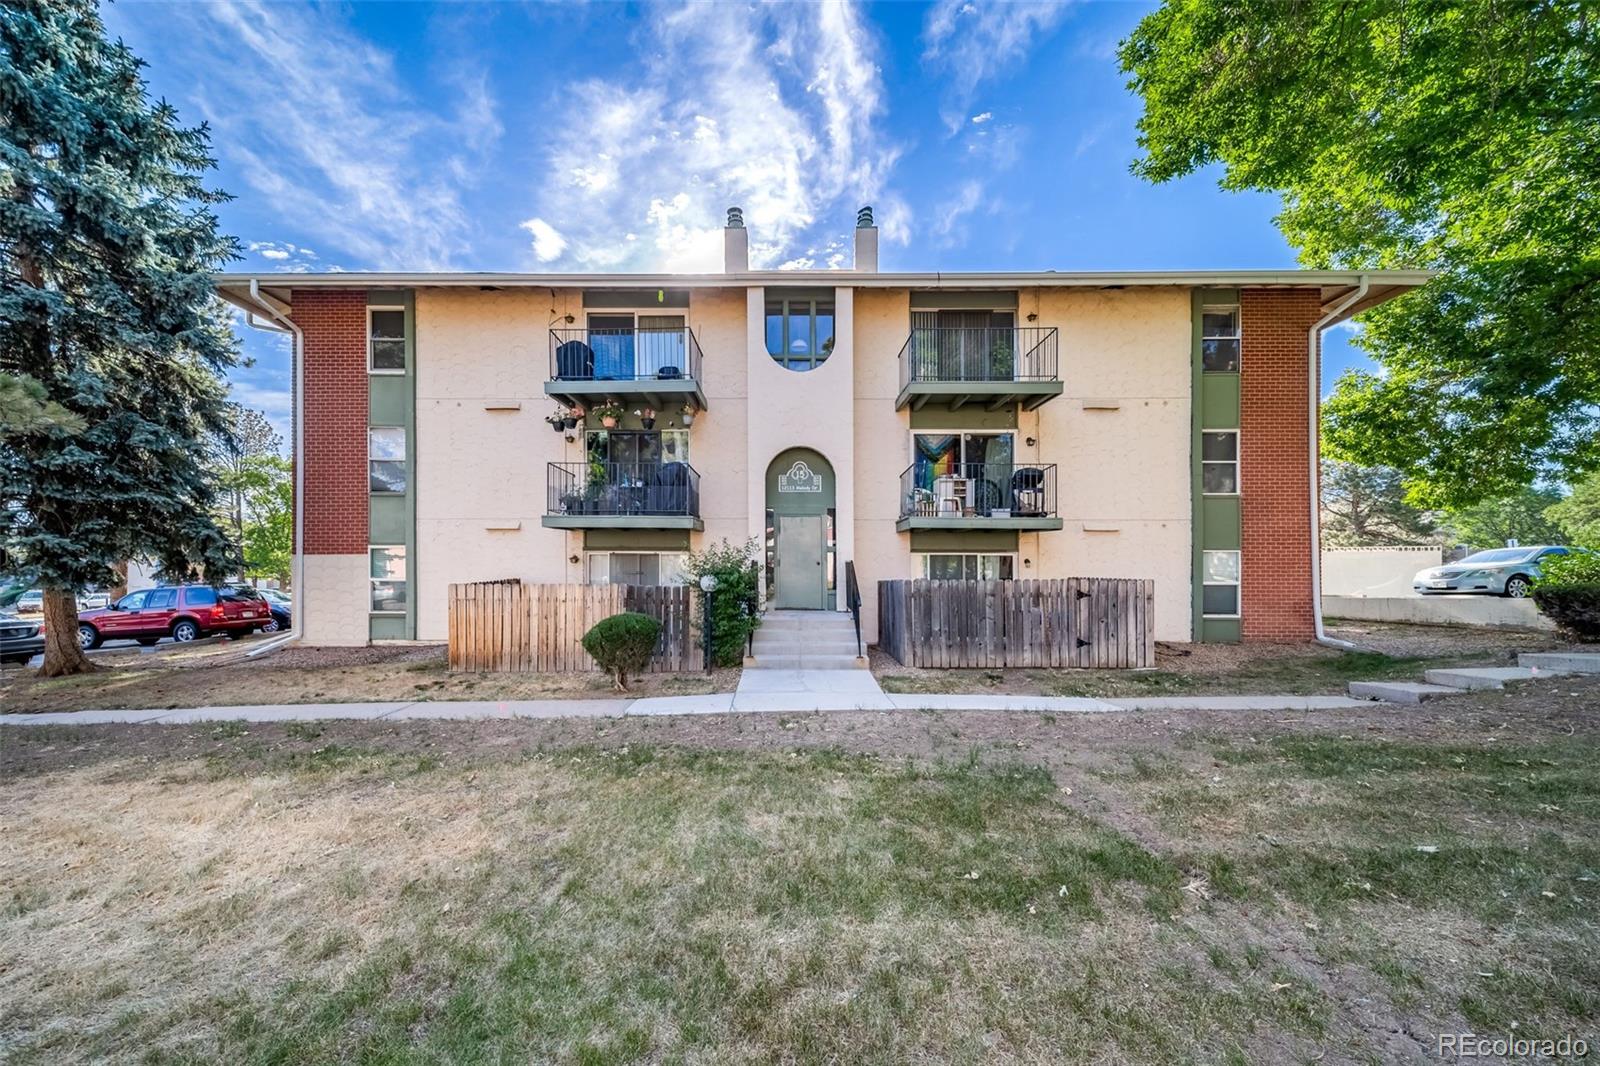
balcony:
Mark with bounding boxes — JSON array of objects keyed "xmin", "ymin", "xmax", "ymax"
[
  {"xmin": 895, "ymin": 326, "xmax": 1062, "ymax": 410},
  {"xmin": 543, "ymin": 461, "xmax": 703, "ymax": 530},
  {"xmin": 896, "ymin": 461, "xmax": 1062, "ymax": 531},
  {"xmin": 547, "ymin": 328, "xmax": 707, "ymax": 410}
]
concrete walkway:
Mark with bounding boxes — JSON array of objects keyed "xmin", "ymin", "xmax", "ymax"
[{"xmin": 0, "ymin": 691, "xmax": 1371, "ymax": 727}]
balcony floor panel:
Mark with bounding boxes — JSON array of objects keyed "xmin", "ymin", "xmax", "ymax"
[
  {"xmin": 895, "ymin": 516, "xmax": 1064, "ymax": 532},
  {"xmin": 895, "ymin": 381, "xmax": 1063, "ymax": 411},
  {"xmin": 543, "ymin": 515, "xmax": 703, "ymax": 531},
  {"xmin": 546, "ymin": 379, "xmax": 706, "ymax": 411}
]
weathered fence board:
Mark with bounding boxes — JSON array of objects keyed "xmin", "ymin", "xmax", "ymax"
[
  {"xmin": 876, "ymin": 578, "xmax": 1155, "ymax": 670},
  {"xmin": 448, "ymin": 581, "xmax": 693, "ymax": 673}
]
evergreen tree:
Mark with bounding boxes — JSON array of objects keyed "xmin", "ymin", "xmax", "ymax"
[
  {"xmin": 1, "ymin": 0, "xmax": 242, "ymax": 675},
  {"xmin": 1320, "ymin": 461, "xmax": 1441, "ymax": 547}
]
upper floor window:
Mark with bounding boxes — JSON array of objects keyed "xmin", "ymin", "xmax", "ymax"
[
  {"xmin": 369, "ymin": 427, "xmax": 407, "ymax": 493},
  {"xmin": 1201, "ymin": 305, "xmax": 1240, "ymax": 372},
  {"xmin": 1201, "ymin": 431, "xmax": 1239, "ymax": 494},
  {"xmin": 766, "ymin": 293, "xmax": 834, "ymax": 371},
  {"xmin": 369, "ymin": 307, "xmax": 406, "ymax": 373}
]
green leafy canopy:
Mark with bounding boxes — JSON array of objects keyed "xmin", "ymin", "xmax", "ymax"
[
  {"xmin": 1121, "ymin": 0, "xmax": 1600, "ymax": 507},
  {"xmin": 1, "ymin": 0, "xmax": 243, "ymax": 592}
]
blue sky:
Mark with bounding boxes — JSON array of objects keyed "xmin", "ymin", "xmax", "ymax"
[{"xmin": 105, "ymin": 0, "xmax": 1367, "ymax": 443}]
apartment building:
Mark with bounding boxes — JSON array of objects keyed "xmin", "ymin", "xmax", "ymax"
[{"xmin": 215, "ymin": 209, "xmax": 1427, "ymax": 648}]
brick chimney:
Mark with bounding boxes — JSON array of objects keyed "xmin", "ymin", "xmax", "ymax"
[
  {"xmin": 724, "ymin": 206, "xmax": 748, "ymax": 273},
  {"xmin": 854, "ymin": 205, "xmax": 878, "ymax": 272}
]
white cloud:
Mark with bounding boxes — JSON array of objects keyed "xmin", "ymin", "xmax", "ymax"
[
  {"xmin": 244, "ymin": 241, "xmax": 326, "ymax": 273},
  {"xmin": 934, "ymin": 179, "xmax": 986, "ymax": 243},
  {"xmin": 923, "ymin": 0, "xmax": 1075, "ymax": 131},
  {"xmin": 129, "ymin": 2, "xmax": 492, "ymax": 270},
  {"xmin": 971, "ymin": 111, "xmax": 993, "ymax": 125},
  {"xmin": 519, "ymin": 218, "xmax": 568, "ymax": 263},
  {"xmin": 523, "ymin": 1, "xmax": 902, "ymax": 272}
]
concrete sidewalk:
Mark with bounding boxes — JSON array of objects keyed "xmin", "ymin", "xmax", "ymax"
[{"xmin": 0, "ymin": 692, "xmax": 1372, "ymax": 727}]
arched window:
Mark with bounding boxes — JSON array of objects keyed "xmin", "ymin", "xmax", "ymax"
[{"xmin": 765, "ymin": 291, "xmax": 835, "ymax": 371}]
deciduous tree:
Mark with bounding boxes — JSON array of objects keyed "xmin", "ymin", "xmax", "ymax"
[{"xmin": 0, "ymin": 1, "xmax": 241, "ymax": 675}]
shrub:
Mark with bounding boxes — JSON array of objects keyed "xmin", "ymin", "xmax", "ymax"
[
  {"xmin": 1531, "ymin": 551, "xmax": 1600, "ymax": 641},
  {"xmin": 679, "ymin": 539, "xmax": 761, "ymax": 667},
  {"xmin": 582, "ymin": 612, "xmax": 662, "ymax": 691}
]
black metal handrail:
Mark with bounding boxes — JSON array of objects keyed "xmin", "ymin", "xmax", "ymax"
[
  {"xmin": 550, "ymin": 328, "xmax": 704, "ymax": 383},
  {"xmin": 547, "ymin": 461, "xmax": 700, "ymax": 517},
  {"xmin": 844, "ymin": 560, "xmax": 862, "ymax": 657},
  {"xmin": 898, "ymin": 326, "xmax": 1058, "ymax": 389},
  {"xmin": 899, "ymin": 461, "xmax": 1058, "ymax": 520}
]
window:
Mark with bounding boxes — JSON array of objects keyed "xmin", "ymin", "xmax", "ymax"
[
  {"xmin": 585, "ymin": 552, "xmax": 686, "ymax": 587},
  {"xmin": 368, "ymin": 307, "xmax": 406, "ymax": 373},
  {"xmin": 145, "ymin": 588, "xmax": 177, "ymax": 610},
  {"xmin": 765, "ymin": 293, "xmax": 835, "ymax": 371},
  {"xmin": 369, "ymin": 427, "xmax": 407, "ymax": 493},
  {"xmin": 585, "ymin": 312, "xmax": 687, "ymax": 380},
  {"xmin": 910, "ymin": 432, "xmax": 1019, "ymax": 516},
  {"xmin": 1201, "ymin": 305, "xmax": 1240, "ymax": 372},
  {"xmin": 370, "ymin": 546, "xmax": 407, "ymax": 613},
  {"xmin": 1201, "ymin": 431, "xmax": 1239, "ymax": 494},
  {"xmin": 185, "ymin": 587, "xmax": 218, "ymax": 608},
  {"xmin": 922, "ymin": 554, "xmax": 1015, "ymax": 581},
  {"xmin": 115, "ymin": 591, "xmax": 148, "ymax": 611},
  {"xmin": 1202, "ymin": 550, "xmax": 1240, "ymax": 617},
  {"xmin": 585, "ymin": 430, "xmax": 689, "ymax": 466}
]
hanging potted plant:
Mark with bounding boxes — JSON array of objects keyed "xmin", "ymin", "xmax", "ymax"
[
  {"xmin": 636, "ymin": 406, "xmax": 657, "ymax": 430},
  {"xmin": 545, "ymin": 408, "xmax": 568, "ymax": 433},
  {"xmin": 595, "ymin": 401, "xmax": 624, "ymax": 429},
  {"xmin": 561, "ymin": 405, "xmax": 579, "ymax": 430},
  {"xmin": 680, "ymin": 403, "xmax": 696, "ymax": 427}
]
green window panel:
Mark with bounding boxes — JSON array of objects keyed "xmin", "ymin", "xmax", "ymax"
[
  {"xmin": 1200, "ymin": 496, "xmax": 1241, "ymax": 549},
  {"xmin": 584, "ymin": 528, "xmax": 692, "ymax": 551},
  {"xmin": 909, "ymin": 406, "xmax": 1018, "ymax": 430},
  {"xmin": 908, "ymin": 530, "xmax": 1019, "ymax": 553}
]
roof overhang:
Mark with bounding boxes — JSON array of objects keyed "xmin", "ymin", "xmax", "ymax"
[{"xmin": 214, "ymin": 269, "xmax": 1433, "ymax": 325}]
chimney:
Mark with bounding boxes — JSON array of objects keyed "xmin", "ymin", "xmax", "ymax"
[
  {"xmin": 723, "ymin": 206, "xmax": 748, "ymax": 273},
  {"xmin": 854, "ymin": 205, "xmax": 878, "ymax": 272}
]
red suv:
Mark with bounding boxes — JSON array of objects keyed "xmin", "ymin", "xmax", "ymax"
[{"xmin": 76, "ymin": 585, "xmax": 268, "ymax": 650}]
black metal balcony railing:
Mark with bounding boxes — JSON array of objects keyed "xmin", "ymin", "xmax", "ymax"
[
  {"xmin": 550, "ymin": 328, "xmax": 704, "ymax": 383},
  {"xmin": 899, "ymin": 461, "xmax": 1058, "ymax": 520},
  {"xmin": 898, "ymin": 326, "xmax": 1059, "ymax": 390},
  {"xmin": 548, "ymin": 461, "xmax": 701, "ymax": 518}
]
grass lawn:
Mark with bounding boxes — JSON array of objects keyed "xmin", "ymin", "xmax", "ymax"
[{"xmin": 3, "ymin": 678, "xmax": 1597, "ymax": 1063}]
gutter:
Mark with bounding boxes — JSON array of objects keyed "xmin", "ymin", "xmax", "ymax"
[
  {"xmin": 235, "ymin": 279, "xmax": 305, "ymax": 658},
  {"xmin": 1308, "ymin": 276, "xmax": 1370, "ymax": 650}
]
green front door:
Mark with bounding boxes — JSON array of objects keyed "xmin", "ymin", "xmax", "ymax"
[{"xmin": 775, "ymin": 515, "xmax": 826, "ymax": 609}]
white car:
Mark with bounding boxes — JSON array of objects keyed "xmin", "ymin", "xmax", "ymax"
[{"xmin": 1413, "ymin": 546, "xmax": 1574, "ymax": 598}]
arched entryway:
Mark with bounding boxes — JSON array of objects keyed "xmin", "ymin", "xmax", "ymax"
[{"xmin": 765, "ymin": 448, "xmax": 835, "ymax": 610}]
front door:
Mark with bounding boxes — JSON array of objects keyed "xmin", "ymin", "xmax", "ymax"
[{"xmin": 775, "ymin": 515, "xmax": 825, "ymax": 609}]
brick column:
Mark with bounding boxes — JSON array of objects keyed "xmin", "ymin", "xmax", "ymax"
[
  {"xmin": 292, "ymin": 290, "xmax": 369, "ymax": 555},
  {"xmin": 1238, "ymin": 288, "xmax": 1323, "ymax": 642}
]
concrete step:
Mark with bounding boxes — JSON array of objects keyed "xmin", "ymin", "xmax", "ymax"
[
  {"xmin": 1518, "ymin": 652, "xmax": 1600, "ymax": 674},
  {"xmin": 746, "ymin": 653, "xmax": 868, "ymax": 671},
  {"xmin": 1423, "ymin": 666, "xmax": 1542, "ymax": 691},
  {"xmin": 757, "ymin": 616, "xmax": 857, "ymax": 631},
  {"xmin": 751, "ymin": 636, "xmax": 859, "ymax": 654},
  {"xmin": 1348, "ymin": 680, "xmax": 1465, "ymax": 704}
]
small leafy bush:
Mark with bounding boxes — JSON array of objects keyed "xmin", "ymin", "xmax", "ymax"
[
  {"xmin": 679, "ymin": 539, "xmax": 761, "ymax": 666},
  {"xmin": 583, "ymin": 612, "xmax": 662, "ymax": 691},
  {"xmin": 1532, "ymin": 551, "xmax": 1600, "ymax": 640}
]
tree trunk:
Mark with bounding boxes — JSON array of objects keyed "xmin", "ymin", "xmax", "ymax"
[
  {"xmin": 109, "ymin": 560, "xmax": 129, "ymax": 601},
  {"xmin": 38, "ymin": 588, "xmax": 96, "ymax": 677}
]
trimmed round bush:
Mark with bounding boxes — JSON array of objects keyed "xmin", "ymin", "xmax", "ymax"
[
  {"xmin": 1532, "ymin": 551, "xmax": 1600, "ymax": 641},
  {"xmin": 582, "ymin": 611, "xmax": 663, "ymax": 690}
]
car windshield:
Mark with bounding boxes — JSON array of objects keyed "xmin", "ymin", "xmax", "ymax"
[
  {"xmin": 222, "ymin": 588, "xmax": 263, "ymax": 602},
  {"xmin": 1460, "ymin": 548, "xmax": 1539, "ymax": 564}
]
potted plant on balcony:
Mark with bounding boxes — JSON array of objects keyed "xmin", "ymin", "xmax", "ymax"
[
  {"xmin": 988, "ymin": 336, "xmax": 1015, "ymax": 381},
  {"xmin": 545, "ymin": 408, "xmax": 568, "ymax": 433},
  {"xmin": 636, "ymin": 406, "xmax": 656, "ymax": 430},
  {"xmin": 562, "ymin": 405, "xmax": 581, "ymax": 430},
  {"xmin": 595, "ymin": 401, "xmax": 624, "ymax": 429},
  {"xmin": 680, "ymin": 403, "xmax": 696, "ymax": 427}
]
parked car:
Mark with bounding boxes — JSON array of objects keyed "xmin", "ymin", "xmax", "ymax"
[
  {"xmin": 1412, "ymin": 546, "xmax": 1576, "ymax": 598},
  {"xmin": 226, "ymin": 586, "xmax": 289, "ymax": 633},
  {"xmin": 75, "ymin": 584, "xmax": 270, "ymax": 650},
  {"xmin": 1, "ymin": 610, "xmax": 47, "ymax": 665},
  {"xmin": 77, "ymin": 590, "xmax": 111, "ymax": 611},
  {"xmin": 14, "ymin": 589, "xmax": 43, "ymax": 614}
]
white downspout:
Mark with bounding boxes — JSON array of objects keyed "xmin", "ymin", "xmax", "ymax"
[
  {"xmin": 1309, "ymin": 275, "xmax": 1369, "ymax": 649},
  {"xmin": 238, "ymin": 279, "xmax": 305, "ymax": 657}
]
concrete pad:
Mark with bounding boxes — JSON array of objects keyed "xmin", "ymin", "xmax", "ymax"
[
  {"xmin": 1423, "ymin": 666, "xmax": 1540, "ymax": 691},
  {"xmin": 736, "ymin": 669, "xmax": 884, "ymax": 695},
  {"xmin": 1519, "ymin": 652, "xmax": 1600, "ymax": 674},
  {"xmin": 1347, "ymin": 681, "xmax": 1463, "ymax": 705},
  {"xmin": 888, "ymin": 694, "xmax": 1121, "ymax": 713},
  {"xmin": 153, "ymin": 703, "xmax": 405, "ymax": 723},
  {"xmin": 379, "ymin": 700, "xmax": 628, "ymax": 720},
  {"xmin": 0, "ymin": 709, "xmax": 173, "ymax": 727},
  {"xmin": 627, "ymin": 694, "xmax": 736, "ymax": 716},
  {"xmin": 730, "ymin": 692, "xmax": 897, "ymax": 713},
  {"xmin": 1105, "ymin": 696, "xmax": 1372, "ymax": 712}
]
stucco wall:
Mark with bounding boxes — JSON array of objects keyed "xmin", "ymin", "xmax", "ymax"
[
  {"xmin": 688, "ymin": 288, "xmax": 750, "ymax": 552},
  {"xmin": 1031, "ymin": 288, "xmax": 1193, "ymax": 642},
  {"xmin": 853, "ymin": 288, "xmax": 919, "ymax": 639},
  {"xmin": 301, "ymin": 553, "xmax": 370, "ymax": 646},
  {"xmin": 1322, "ymin": 546, "xmax": 1443, "ymax": 598}
]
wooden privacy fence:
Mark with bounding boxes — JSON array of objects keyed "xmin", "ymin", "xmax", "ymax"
[
  {"xmin": 448, "ymin": 581, "xmax": 693, "ymax": 673},
  {"xmin": 877, "ymin": 578, "xmax": 1155, "ymax": 669}
]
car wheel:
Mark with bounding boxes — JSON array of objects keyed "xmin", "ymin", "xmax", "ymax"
[
  {"xmin": 1504, "ymin": 575, "xmax": 1532, "ymax": 598},
  {"xmin": 261, "ymin": 617, "xmax": 281, "ymax": 633},
  {"xmin": 78, "ymin": 624, "xmax": 103, "ymax": 650},
  {"xmin": 136, "ymin": 637, "xmax": 160, "ymax": 647},
  {"xmin": 171, "ymin": 620, "xmax": 199, "ymax": 643}
]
